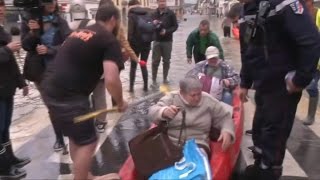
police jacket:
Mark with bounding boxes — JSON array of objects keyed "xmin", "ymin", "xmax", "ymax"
[
  {"xmin": 239, "ymin": 0, "xmax": 320, "ymax": 93},
  {"xmin": 0, "ymin": 26, "xmax": 27, "ymax": 98},
  {"xmin": 152, "ymin": 7, "xmax": 178, "ymax": 42}
]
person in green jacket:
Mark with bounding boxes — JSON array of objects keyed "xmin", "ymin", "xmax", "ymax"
[{"xmin": 186, "ymin": 20, "xmax": 224, "ymax": 64}]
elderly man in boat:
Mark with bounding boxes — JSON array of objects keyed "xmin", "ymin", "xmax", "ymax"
[
  {"xmin": 149, "ymin": 76, "xmax": 235, "ymax": 158},
  {"xmin": 186, "ymin": 46, "xmax": 240, "ymax": 105}
]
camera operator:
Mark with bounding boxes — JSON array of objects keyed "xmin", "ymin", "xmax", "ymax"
[
  {"xmin": 151, "ymin": 0, "xmax": 178, "ymax": 88},
  {"xmin": 20, "ymin": 0, "xmax": 72, "ymax": 152}
]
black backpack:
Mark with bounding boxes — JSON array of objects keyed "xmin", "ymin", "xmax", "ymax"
[{"xmin": 136, "ymin": 14, "xmax": 155, "ymax": 43}]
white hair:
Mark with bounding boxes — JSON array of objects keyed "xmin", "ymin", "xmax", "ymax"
[{"xmin": 180, "ymin": 76, "xmax": 203, "ymax": 93}]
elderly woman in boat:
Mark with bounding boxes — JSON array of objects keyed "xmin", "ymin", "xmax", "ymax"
[
  {"xmin": 149, "ymin": 76, "xmax": 235, "ymax": 157},
  {"xmin": 186, "ymin": 46, "xmax": 240, "ymax": 105}
]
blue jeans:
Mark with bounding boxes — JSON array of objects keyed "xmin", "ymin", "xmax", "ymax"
[
  {"xmin": 306, "ymin": 71, "xmax": 320, "ymax": 97},
  {"xmin": 0, "ymin": 96, "xmax": 14, "ymax": 144},
  {"xmin": 222, "ymin": 90, "xmax": 233, "ymax": 105}
]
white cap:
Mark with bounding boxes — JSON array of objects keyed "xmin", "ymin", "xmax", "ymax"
[{"xmin": 205, "ymin": 46, "xmax": 219, "ymax": 59}]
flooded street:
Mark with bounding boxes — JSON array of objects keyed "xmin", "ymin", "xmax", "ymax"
[{"xmin": 9, "ymin": 14, "xmax": 320, "ymax": 179}]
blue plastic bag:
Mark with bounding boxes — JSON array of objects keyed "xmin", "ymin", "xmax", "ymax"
[{"xmin": 149, "ymin": 139, "xmax": 212, "ymax": 180}]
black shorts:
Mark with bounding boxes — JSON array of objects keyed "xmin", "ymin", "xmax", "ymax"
[{"xmin": 42, "ymin": 94, "xmax": 97, "ymax": 146}]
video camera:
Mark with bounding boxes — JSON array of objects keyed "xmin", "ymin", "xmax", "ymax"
[
  {"xmin": 13, "ymin": 0, "xmax": 54, "ymax": 8},
  {"xmin": 13, "ymin": 0, "xmax": 54, "ymax": 19},
  {"xmin": 13, "ymin": 0, "xmax": 54, "ymax": 34},
  {"xmin": 155, "ymin": 21, "xmax": 163, "ymax": 32}
]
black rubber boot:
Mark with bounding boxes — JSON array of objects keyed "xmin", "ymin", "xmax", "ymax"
[
  {"xmin": 152, "ymin": 64, "xmax": 158, "ymax": 83},
  {"xmin": 259, "ymin": 167, "xmax": 282, "ymax": 180},
  {"xmin": 243, "ymin": 164, "xmax": 260, "ymax": 180},
  {"xmin": 303, "ymin": 96, "xmax": 318, "ymax": 125},
  {"xmin": 163, "ymin": 63, "xmax": 170, "ymax": 84},
  {"xmin": 129, "ymin": 63, "xmax": 137, "ymax": 92},
  {"xmin": 0, "ymin": 145, "xmax": 27, "ymax": 179},
  {"xmin": 2, "ymin": 141, "xmax": 31, "ymax": 168},
  {"xmin": 141, "ymin": 66, "xmax": 148, "ymax": 92},
  {"xmin": 151, "ymin": 65, "xmax": 159, "ymax": 89},
  {"xmin": 243, "ymin": 165, "xmax": 280, "ymax": 180}
]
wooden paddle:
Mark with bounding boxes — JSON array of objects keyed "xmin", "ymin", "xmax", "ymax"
[{"xmin": 73, "ymin": 85, "xmax": 171, "ymax": 123}]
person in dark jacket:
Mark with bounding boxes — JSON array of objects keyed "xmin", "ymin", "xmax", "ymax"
[
  {"xmin": 237, "ymin": 0, "xmax": 320, "ymax": 179},
  {"xmin": 186, "ymin": 20, "xmax": 224, "ymax": 64},
  {"xmin": 303, "ymin": 0, "xmax": 320, "ymax": 125},
  {"xmin": 21, "ymin": 0, "xmax": 71, "ymax": 152},
  {"xmin": 128, "ymin": 0, "xmax": 152, "ymax": 92},
  {"xmin": 0, "ymin": 1, "xmax": 30, "ymax": 178},
  {"xmin": 151, "ymin": 0, "xmax": 178, "ymax": 87}
]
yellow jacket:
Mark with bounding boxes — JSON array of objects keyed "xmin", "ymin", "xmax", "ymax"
[{"xmin": 117, "ymin": 25, "xmax": 140, "ymax": 63}]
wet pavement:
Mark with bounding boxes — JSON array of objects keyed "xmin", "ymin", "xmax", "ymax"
[{"xmin": 9, "ymin": 14, "xmax": 320, "ymax": 179}]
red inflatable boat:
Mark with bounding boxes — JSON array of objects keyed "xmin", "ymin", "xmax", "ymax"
[{"xmin": 119, "ymin": 89, "xmax": 244, "ymax": 180}]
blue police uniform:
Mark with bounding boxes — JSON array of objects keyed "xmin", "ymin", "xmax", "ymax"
[{"xmin": 239, "ymin": 0, "xmax": 320, "ymax": 178}]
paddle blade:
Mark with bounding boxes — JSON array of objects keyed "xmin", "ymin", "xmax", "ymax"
[
  {"xmin": 74, "ymin": 108, "xmax": 117, "ymax": 123},
  {"xmin": 159, "ymin": 84, "xmax": 171, "ymax": 94}
]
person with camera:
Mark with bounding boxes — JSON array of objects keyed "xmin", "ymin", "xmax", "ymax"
[
  {"xmin": 0, "ymin": 0, "xmax": 30, "ymax": 178},
  {"xmin": 151, "ymin": 0, "xmax": 178, "ymax": 88},
  {"xmin": 20, "ymin": 0, "xmax": 71, "ymax": 152}
]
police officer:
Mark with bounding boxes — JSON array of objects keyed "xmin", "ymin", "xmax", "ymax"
[{"xmin": 237, "ymin": 0, "xmax": 320, "ymax": 179}]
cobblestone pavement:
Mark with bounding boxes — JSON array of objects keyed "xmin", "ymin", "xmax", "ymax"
[{"xmin": 10, "ymin": 14, "xmax": 320, "ymax": 179}]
